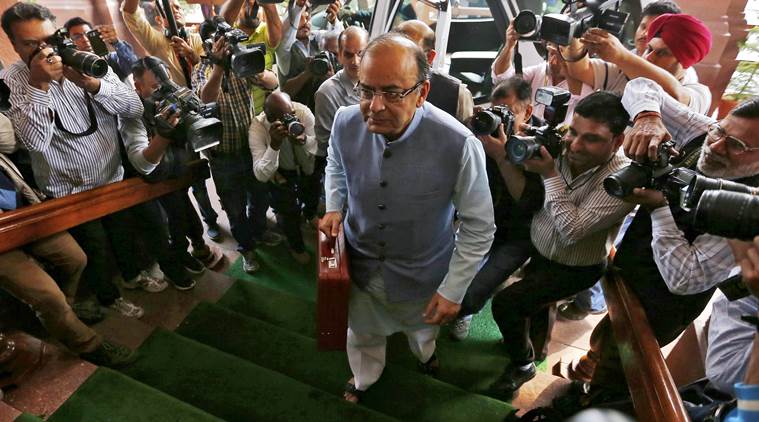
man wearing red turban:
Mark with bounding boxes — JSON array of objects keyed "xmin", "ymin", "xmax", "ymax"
[{"xmin": 561, "ymin": 12, "xmax": 713, "ymax": 114}]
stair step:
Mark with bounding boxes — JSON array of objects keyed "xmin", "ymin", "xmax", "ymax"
[
  {"xmin": 46, "ymin": 367, "xmax": 221, "ymax": 422},
  {"xmin": 177, "ymin": 302, "xmax": 515, "ymax": 421},
  {"xmin": 13, "ymin": 414, "xmax": 44, "ymax": 422},
  {"xmin": 218, "ymin": 280, "xmax": 513, "ymax": 396},
  {"xmin": 121, "ymin": 328, "xmax": 397, "ymax": 422}
]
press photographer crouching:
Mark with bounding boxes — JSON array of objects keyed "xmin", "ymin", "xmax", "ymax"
[
  {"xmin": 574, "ymin": 77, "xmax": 759, "ymax": 411},
  {"xmin": 249, "ymin": 91, "xmax": 316, "ymax": 265},
  {"xmin": 449, "ymin": 77, "xmax": 545, "ymax": 341},
  {"xmin": 488, "ymin": 91, "xmax": 634, "ymax": 399}
]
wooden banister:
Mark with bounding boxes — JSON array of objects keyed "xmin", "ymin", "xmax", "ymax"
[
  {"xmin": 0, "ymin": 160, "xmax": 209, "ymax": 255},
  {"xmin": 602, "ymin": 268, "xmax": 689, "ymax": 422}
]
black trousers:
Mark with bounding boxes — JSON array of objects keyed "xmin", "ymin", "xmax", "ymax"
[
  {"xmin": 301, "ymin": 155, "xmax": 327, "ymax": 220},
  {"xmin": 269, "ymin": 169, "xmax": 308, "ymax": 253},
  {"xmin": 158, "ymin": 189, "xmax": 205, "ymax": 253},
  {"xmin": 492, "ymin": 252, "xmax": 605, "ymax": 365}
]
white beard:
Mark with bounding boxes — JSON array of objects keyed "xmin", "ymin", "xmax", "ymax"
[{"xmin": 697, "ymin": 144, "xmax": 759, "ymax": 180}]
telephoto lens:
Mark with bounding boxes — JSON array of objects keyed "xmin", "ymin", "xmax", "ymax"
[
  {"xmin": 603, "ymin": 163, "xmax": 653, "ymax": 199},
  {"xmin": 59, "ymin": 48, "xmax": 109, "ymax": 78},
  {"xmin": 694, "ymin": 190, "xmax": 759, "ymax": 240},
  {"xmin": 513, "ymin": 10, "xmax": 540, "ymax": 38}
]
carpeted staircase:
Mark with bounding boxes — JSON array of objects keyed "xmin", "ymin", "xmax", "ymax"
[{"xmin": 20, "ymin": 243, "xmax": 521, "ymax": 421}]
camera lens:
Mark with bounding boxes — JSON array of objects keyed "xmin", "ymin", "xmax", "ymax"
[
  {"xmin": 685, "ymin": 175, "xmax": 758, "ymax": 209},
  {"xmin": 310, "ymin": 58, "xmax": 330, "ymax": 77},
  {"xmin": 603, "ymin": 163, "xmax": 652, "ymax": 199},
  {"xmin": 514, "ymin": 10, "xmax": 539, "ymax": 37},
  {"xmin": 288, "ymin": 121, "xmax": 305, "ymax": 137},
  {"xmin": 507, "ymin": 135, "xmax": 540, "ymax": 164},
  {"xmin": 694, "ymin": 190, "xmax": 759, "ymax": 240},
  {"xmin": 470, "ymin": 111, "xmax": 501, "ymax": 137},
  {"xmin": 60, "ymin": 49, "xmax": 109, "ymax": 78}
]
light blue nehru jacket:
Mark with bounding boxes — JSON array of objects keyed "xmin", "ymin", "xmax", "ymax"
[{"xmin": 325, "ymin": 102, "xmax": 495, "ymax": 304}]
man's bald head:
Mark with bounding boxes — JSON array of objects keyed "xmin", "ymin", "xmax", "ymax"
[
  {"xmin": 395, "ymin": 20, "xmax": 435, "ymax": 52},
  {"xmin": 264, "ymin": 91, "xmax": 293, "ymax": 121},
  {"xmin": 361, "ymin": 33, "xmax": 429, "ymax": 83},
  {"xmin": 338, "ymin": 26, "xmax": 369, "ymax": 51}
]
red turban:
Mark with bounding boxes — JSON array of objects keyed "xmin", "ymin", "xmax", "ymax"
[{"xmin": 646, "ymin": 13, "xmax": 712, "ymax": 69}]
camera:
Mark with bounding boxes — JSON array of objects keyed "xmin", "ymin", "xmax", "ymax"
[
  {"xmin": 506, "ymin": 86, "xmax": 570, "ymax": 164},
  {"xmin": 603, "ymin": 141, "xmax": 677, "ymax": 199},
  {"xmin": 281, "ymin": 113, "xmax": 305, "ymax": 137},
  {"xmin": 202, "ymin": 17, "xmax": 267, "ymax": 78},
  {"xmin": 142, "ymin": 57, "xmax": 221, "ymax": 152},
  {"xmin": 47, "ymin": 28, "xmax": 109, "ymax": 78},
  {"xmin": 469, "ymin": 105, "xmax": 515, "ymax": 137},
  {"xmin": 513, "ymin": 0, "xmax": 628, "ymax": 46},
  {"xmin": 309, "ymin": 51, "xmax": 337, "ymax": 77}
]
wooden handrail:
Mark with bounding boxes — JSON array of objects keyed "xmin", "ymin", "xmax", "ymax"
[
  {"xmin": 602, "ymin": 268, "xmax": 689, "ymax": 422},
  {"xmin": 0, "ymin": 160, "xmax": 209, "ymax": 255}
]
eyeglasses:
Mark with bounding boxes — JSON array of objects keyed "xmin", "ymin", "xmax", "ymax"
[
  {"xmin": 707, "ymin": 123, "xmax": 759, "ymax": 155},
  {"xmin": 353, "ymin": 80, "xmax": 424, "ymax": 103}
]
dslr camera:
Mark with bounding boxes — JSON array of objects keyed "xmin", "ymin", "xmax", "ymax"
[
  {"xmin": 469, "ymin": 105, "xmax": 515, "ymax": 138},
  {"xmin": 603, "ymin": 141, "xmax": 677, "ymax": 199},
  {"xmin": 281, "ymin": 113, "xmax": 305, "ymax": 137},
  {"xmin": 142, "ymin": 58, "xmax": 221, "ymax": 152},
  {"xmin": 47, "ymin": 28, "xmax": 109, "ymax": 78},
  {"xmin": 202, "ymin": 17, "xmax": 266, "ymax": 78},
  {"xmin": 513, "ymin": 0, "xmax": 628, "ymax": 46},
  {"xmin": 309, "ymin": 51, "xmax": 337, "ymax": 77},
  {"xmin": 507, "ymin": 86, "xmax": 570, "ymax": 164}
]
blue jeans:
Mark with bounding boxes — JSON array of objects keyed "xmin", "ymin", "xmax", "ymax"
[
  {"xmin": 459, "ymin": 238, "xmax": 533, "ymax": 317},
  {"xmin": 208, "ymin": 152, "xmax": 269, "ymax": 252}
]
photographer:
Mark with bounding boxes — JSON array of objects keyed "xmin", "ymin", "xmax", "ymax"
[
  {"xmin": 449, "ymin": 77, "xmax": 545, "ymax": 341},
  {"xmin": 491, "ymin": 21, "xmax": 592, "ymax": 126},
  {"xmin": 64, "ymin": 17, "xmax": 139, "ymax": 82},
  {"xmin": 194, "ymin": 22, "xmax": 281, "ymax": 274},
  {"xmin": 121, "ymin": 0, "xmax": 222, "ymax": 241},
  {"xmin": 578, "ymin": 78, "xmax": 759, "ymax": 404},
  {"xmin": 489, "ymin": 91, "xmax": 634, "ymax": 399},
  {"xmin": 249, "ymin": 91, "xmax": 316, "ymax": 264},
  {"xmin": 562, "ymin": 12, "xmax": 712, "ymax": 114},
  {"xmin": 276, "ymin": 0, "xmax": 343, "ymax": 92}
]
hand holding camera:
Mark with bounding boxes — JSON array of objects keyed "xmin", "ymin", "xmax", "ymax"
[
  {"xmin": 580, "ymin": 28, "xmax": 626, "ymax": 64},
  {"xmin": 624, "ymin": 113, "xmax": 674, "ymax": 163},
  {"xmin": 62, "ymin": 65, "xmax": 101, "ymax": 94},
  {"xmin": 29, "ymin": 46, "xmax": 63, "ymax": 91},
  {"xmin": 326, "ymin": 0, "xmax": 342, "ymax": 25},
  {"xmin": 522, "ymin": 146, "xmax": 559, "ymax": 178},
  {"xmin": 208, "ymin": 36, "xmax": 228, "ymax": 66},
  {"xmin": 270, "ymin": 114, "xmax": 306, "ymax": 150},
  {"xmin": 505, "ymin": 21, "xmax": 519, "ymax": 50},
  {"xmin": 171, "ymin": 36, "xmax": 200, "ymax": 65},
  {"xmin": 95, "ymin": 25, "xmax": 119, "ymax": 45},
  {"xmin": 154, "ymin": 103, "xmax": 182, "ymax": 139}
]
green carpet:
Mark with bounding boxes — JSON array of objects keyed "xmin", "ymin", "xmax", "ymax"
[
  {"xmin": 13, "ymin": 414, "xmax": 44, "ymax": 422},
  {"xmin": 177, "ymin": 302, "xmax": 513, "ymax": 421},
  {"xmin": 49, "ymin": 368, "xmax": 222, "ymax": 422},
  {"xmin": 225, "ymin": 254, "xmax": 543, "ymax": 396},
  {"xmin": 120, "ymin": 329, "xmax": 395, "ymax": 422}
]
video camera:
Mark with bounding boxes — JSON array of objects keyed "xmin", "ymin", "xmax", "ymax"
[
  {"xmin": 46, "ymin": 28, "xmax": 109, "ymax": 78},
  {"xmin": 506, "ymin": 86, "xmax": 570, "ymax": 164},
  {"xmin": 142, "ymin": 57, "xmax": 221, "ymax": 153},
  {"xmin": 512, "ymin": 0, "xmax": 628, "ymax": 46},
  {"xmin": 202, "ymin": 17, "xmax": 266, "ymax": 78}
]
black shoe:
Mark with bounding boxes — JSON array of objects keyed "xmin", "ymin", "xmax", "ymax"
[
  {"xmin": 181, "ymin": 253, "xmax": 206, "ymax": 275},
  {"xmin": 417, "ymin": 354, "xmax": 440, "ymax": 377},
  {"xmin": 80, "ymin": 340, "xmax": 137, "ymax": 368},
  {"xmin": 490, "ymin": 362, "xmax": 537, "ymax": 400},
  {"xmin": 72, "ymin": 300, "xmax": 105, "ymax": 324},
  {"xmin": 171, "ymin": 276, "xmax": 196, "ymax": 291}
]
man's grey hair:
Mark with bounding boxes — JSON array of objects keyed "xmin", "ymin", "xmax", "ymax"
[{"xmin": 361, "ymin": 32, "xmax": 430, "ymax": 83}]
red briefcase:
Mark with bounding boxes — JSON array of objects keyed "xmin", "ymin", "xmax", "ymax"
[{"xmin": 316, "ymin": 225, "xmax": 351, "ymax": 351}]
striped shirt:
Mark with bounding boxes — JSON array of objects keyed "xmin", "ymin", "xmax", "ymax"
[
  {"xmin": 1, "ymin": 61, "xmax": 144, "ymax": 198},
  {"xmin": 192, "ymin": 62, "xmax": 255, "ymax": 154},
  {"xmin": 622, "ymin": 77, "xmax": 738, "ymax": 295},
  {"xmin": 530, "ymin": 151, "xmax": 634, "ymax": 266}
]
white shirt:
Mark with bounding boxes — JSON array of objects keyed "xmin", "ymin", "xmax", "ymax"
[
  {"xmin": 248, "ymin": 101, "xmax": 317, "ymax": 182},
  {"xmin": 621, "ymin": 77, "xmax": 738, "ymax": 295}
]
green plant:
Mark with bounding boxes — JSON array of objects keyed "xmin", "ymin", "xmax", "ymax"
[{"xmin": 724, "ymin": 26, "xmax": 759, "ymax": 101}]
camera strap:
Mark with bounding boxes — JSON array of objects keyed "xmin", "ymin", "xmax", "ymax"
[
  {"xmin": 54, "ymin": 88, "xmax": 98, "ymax": 137},
  {"xmin": 514, "ymin": 43, "xmax": 523, "ymax": 76}
]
